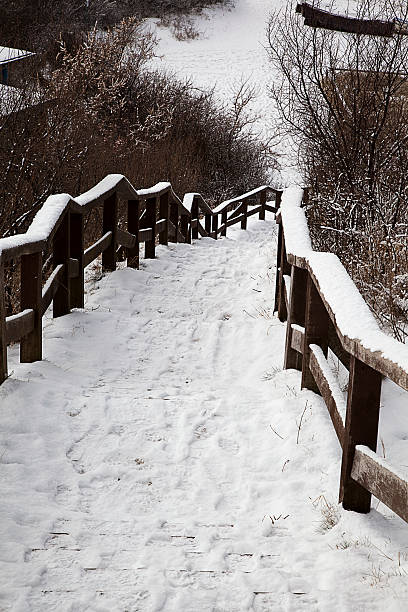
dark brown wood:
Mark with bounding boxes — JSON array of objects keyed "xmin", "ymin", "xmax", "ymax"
[
  {"xmin": 351, "ymin": 447, "xmax": 408, "ymax": 523},
  {"xmin": 277, "ymin": 233, "xmax": 290, "ymax": 322},
  {"xmin": 159, "ymin": 193, "xmax": 169, "ymax": 246},
  {"xmin": 0, "ymin": 261, "xmax": 8, "ymax": 383},
  {"xmin": 301, "ymin": 274, "xmax": 329, "ymax": 393},
  {"xmin": 212, "ymin": 214, "xmax": 219, "ymax": 240},
  {"xmin": 264, "ymin": 204, "xmax": 276, "ymax": 213},
  {"xmin": 221, "ymin": 210, "xmax": 227, "ymax": 237},
  {"xmin": 340, "ymin": 356, "xmax": 382, "ymax": 513},
  {"xmin": 69, "ymin": 213, "xmax": 84, "ymax": 309},
  {"xmin": 7, "ymin": 309, "xmax": 35, "ymax": 345},
  {"xmin": 274, "ymin": 222, "xmax": 283, "ymax": 314},
  {"xmin": 309, "ymin": 345, "xmax": 345, "ymax": 446},
  {"xmin": 145, "ymin": 197, "xmax": 157, "ymax": 259},
  {"xmin": 328, "ymin": 318, "xmax": 350, "ymax": 370},
  {"xmin": 139, "ymin": 228, "xmax": 152, "ymax": 243},
  {"xmin": 102, "ymin": 194, "xmax": 118, "ymax": 272},
  {"xmin": 41, "ymin": 264, "xmax": 64, "ymax": 315},
  {"xmin": 20, "ymin": 251, "xmax": 43, "ymax": 361},
  {"xmin": 241, "ymin": 203, "xmax": 248, "ymax": 230},
  {"xmin": 191, "ymin": 198, "xmax": 199, "ymax": 240},
  {"xmin": 284, "ymin": 266, "xmax": 308, "ymax": 371},
  {"xmin": 116, "ymin": 228, "xmax": 136, "ymax": 249},
  {"xmin": 259, "ymin": 190, "xmax": 266, "ymax": 220},
  {"xmin": 53, "ymin": 213, "xmax": 70, "ymax": 318},
  {"xmin": 83, "ymin": 232, "xmax": 112, "ymax": 268},
  {"xmin": 180, "ymin": 214, "xmax": 190, "ymax": 243},
  {"xmin": 205, "ymin": 213, "xmax": 212, "ymax": 235},
  {"xmin": 169, "ymin": 202, "xmax": 178, "ymax": 244},
  {"xmin": 290, "ymin": 325, "xmax": 304, "ymax": 353},
  {"xmin": 127, "ymin": 199, "xmax": 140, "ymax": 269}
]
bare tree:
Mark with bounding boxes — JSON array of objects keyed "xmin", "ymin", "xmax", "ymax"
[{"xmin": 267, "ymin": 0, "xmax": 408, "ymax": 338}]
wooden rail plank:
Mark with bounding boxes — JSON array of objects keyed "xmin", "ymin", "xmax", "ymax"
[
  {"xmin": 290, "ymin": 324, "xmax": 304, "ymax": 354},
  {"xmin": 197, "ymin": 222, "xmax": 208, "ymax": 237},
  {"xmin": 83, "ymin": 232, "xmax": 112, "ymax": 268},
  {"xmin": 264, "ymin": 203, "xmax": 277, "ymax": 213},
  {"xmin": 351, "ymin": 446, "xmax": 408, "ymax": 523},
  {"xmin": 138, "ymin": 228, "xmax": 152, "ymax": 243},
  {"xmin": 309, "ymin": 344, "xmax": 345, "ymax": 446},
  {"xmin": 41, "ymin": 264, "xmax": 65, "ymax": 316},
  {"xmin": 116, "ymin": 228, "xmax": 136, "ymax": 249},
  {"xmin": 6, "ymin": 309, "xmax": 35, "ymax": 344}
]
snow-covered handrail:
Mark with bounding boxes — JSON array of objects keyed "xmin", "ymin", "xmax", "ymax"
[
  {"xmin": 275, "ymin": 186, "xmax": 408, "ymax": 524},
  {"xmin": 0, "ymin": 173, "xmax": 281, "ymax": 391}
]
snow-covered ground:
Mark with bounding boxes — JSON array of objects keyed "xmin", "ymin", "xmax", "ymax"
[
  {"xmin": 1, "ymin": 213, "xmax": 408, "ymax": 611},
  {"xmin": 149, "ymin": 0, "xmax": 300, "ymax": 182}
]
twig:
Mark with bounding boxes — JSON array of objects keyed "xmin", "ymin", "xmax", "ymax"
[
  {"xmin": 269, "ymin": 424, "xmax": 284, "ymax": 439},
  {"xmin": 296, "ymin": 401, "xmax": 309, "ymax": 444}
]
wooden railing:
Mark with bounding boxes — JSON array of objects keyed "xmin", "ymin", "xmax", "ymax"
[
  {"xmin": 275, "ymin": 187, "xmax": 408, "ymax": 523},
  {"xmin": 0, "ymin": 174, "xmax": 279, "ymax": 385}
]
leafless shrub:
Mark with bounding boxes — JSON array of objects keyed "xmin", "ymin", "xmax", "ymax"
[{"xmin": 267, "ymin": 0, "xmax": 408, "ymax": 338}]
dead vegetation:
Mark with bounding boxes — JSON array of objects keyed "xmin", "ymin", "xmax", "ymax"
[{"xmin": 267, "ymin": 0, "xmax": 408, "ymax": 339}]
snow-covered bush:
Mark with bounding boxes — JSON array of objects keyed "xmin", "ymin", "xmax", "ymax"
[
  {"xmin": 267, "ymin": 0, "xmax": 408, "ymax": 339},
  {"xmin": 0, "ymin": 17, "xmax": 269, "ymax": 250}
]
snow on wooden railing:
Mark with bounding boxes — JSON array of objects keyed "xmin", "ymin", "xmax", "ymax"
[
  {"xmin": 274, "ymin": 187, "xmax": 408, "ymax": 523},
  {"xmin": 0, "ymin": 173, "xmax": 279, "ymax": 386}
]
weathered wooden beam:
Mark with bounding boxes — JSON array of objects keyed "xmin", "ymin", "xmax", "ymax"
[
  {"xmin": 102, "ymin": 193, "xmax": 118, "ymax": 272},
  {"xmin": 351, "ymin": 447, "xmax": 408, "ymax": 523},
  {"xmin": 53, "ymin": 213, "xmax": 70, "ymax": 318},
  {"xmin": 69, "ymin": 213, "xmax": 84, "ymax": 309},
  {"xmin": 7, "ymin": 309, "xmax": 35, "ymax": 345},
  {"xmin": 83, "ymin": 232, "xmax": 112, "ymax": 268},
  {"xmin": 339, "ymin": 356, "xmax": 382, "ymax": 513},
  {"xmin": 284, "ymin": 266, "xmax": 308, "ymax": 371},
  {"xmin": 159, "ymin": 192, "xmax": 169, "ymax": 246},
  {"xmin": 20, "ymin": 250, "xmax": 42, "ymax": 361},
  {"xmin": 301, "ymin": 274, "xmax": 329, "ymax": 393},
  {"xmin": 127, "ymin": 199, "xmax": 140, "ymax": 269},
  {"xmin": 145, "ymin": 197, "xmax": 157, "ymax": 259}
]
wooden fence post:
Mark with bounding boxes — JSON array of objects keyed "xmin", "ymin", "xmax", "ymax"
[
  {"xmin": 145, "ymin": 196, "xmax": 157, "ymax": 258},
  {"xmin": 221, "ymin": 210, "xmax": 227, "ymax": 237},
  {"xmin": 191, "ymin": 197, "xmax": 199, "ymax": 240},
  {"xmin": 339, "ymin": 356, "xmax": 382, "ymax": 513},
  {"xmin": 241, "ymin": 202, "xmax": 248, "ymax": 230},
  {"xmin": 212, "ymin": 214, "xmax": 219, "ymax": 240},
  {"xmin": 0, "ymin": 259, "xmax": 8, "ymax": 383},
  {"xmin": 277, "ymin": 233, "xmax": 291, "ymax": 322},
  {"xmin": 169, "ymin": 202, "xmax": 178, "ymax": 243},
  {"xmin": 205, "ymin": 213, "xmax": 212, "ymax": 236},
  {"xmin": 102, "ymin": 193, "xmax": 118, "ymax": 272},
  {"xmin": 259, "ymin": 190, "xmax": 266, "ymax": 220},
  {"xmin": 127, "ymin": 199, "xmax": 140, "ymax": 269},
  {"xmin": 53, "ymin": 213, "xmax": 71, "ymax": 318},
  {"xmin": 159, "ymin": 192, "xmax": 169, "ymax": 246},
  {"xmin": 20, "ymin": 251, "xmax": 42, "ymax": 362},
  {"xmin": 69, "ymin": 213, "xmax": 84, "ymax": 308},
  {"xmin": 180, "ymin": 214, "xmax": 190, "ymax": 244},
  {"xmin": 301, "ymin": 274, "xmax": 329, "ymax": 393},
  {"xmin": 274, "ymin": 221, "xmax": 283, "ymax": 314},
  {"xmin": 284, "ymin": 265, "xmax": 308, "ymax": 371}
]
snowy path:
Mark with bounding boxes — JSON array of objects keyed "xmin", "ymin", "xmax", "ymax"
[{"xmin": 2, "ymin": 213, "xmax": 408, "ymax": 611}]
